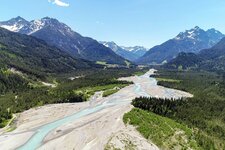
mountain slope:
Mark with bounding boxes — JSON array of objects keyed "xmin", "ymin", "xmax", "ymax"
[
  {"xmin": 0, "ymin": 17, "xmax": 128, "ymax": 65},
  {"xmin": 164, "ymin": 52, "xmax": 202, "ymax": 70},
  {"xmin": 137, "ymin": 26, "xmax": 224, "ymax": 64},
  {"xmin": 165, "ymin": 37, "xmax": 225, "ymax": 71},
  {"xmin": 198, "ymin": 37, "xmax": 225, "ymax": 71},
  {"xmin": 0, "ymin": 27, "xmax": 94, "ymax": 77},
  {"xmin": 199, "ymin": 37, "xmax": 225, "ymax": 59}
]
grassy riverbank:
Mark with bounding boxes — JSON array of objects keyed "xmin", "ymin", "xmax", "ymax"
[
  {"xmin": 124, "ymin": 69, "xmax": 225, "ymax": 150},
  {"xmin": 73, "ymin": 83, "xmax": 131, "ymax": 99},
  {"xmin": 124, "ymin": 108, "xmax": 201, "ymax": 150},
  {"xmin": 154, "ymin": 70, "xmax": 225, "ymax": 149}
]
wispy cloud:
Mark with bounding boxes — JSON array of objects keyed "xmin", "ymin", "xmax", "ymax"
[{"xmin": 48, "ymin": 0, "xmax": 70, "ymax": 7}]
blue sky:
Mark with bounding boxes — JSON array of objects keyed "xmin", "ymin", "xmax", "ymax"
[{"xmin": 1, "ymin": 0, "xmax": 225, "ymax": 48}]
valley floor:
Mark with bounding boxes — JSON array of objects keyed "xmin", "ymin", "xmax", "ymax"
[{"xmin": 0, "ymin": 69, "xmax": 192, "ymax": 150}]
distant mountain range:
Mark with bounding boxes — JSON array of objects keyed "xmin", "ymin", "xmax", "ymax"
[
  {"xmin": 121, "ymin": 46, "xmax": 147, "ymax": 58},
  {"xmin": 100, "ymin": 41, "xmax": 147, "ymax": 61},
  {"xmin": 0, "ymin": 27, "xmax": 95, "ymax": 77},
  {"xmin": 0, "ymin": 16, "xmax": 128, "ymax": 65},
  {"xmin": 137, "ymin": 26, "xmax": 224, "ymax": 64},
  {"xmin": 165, "ymin": 37, "xmax": 225, "ymax": 72},
  {"xmin": 1, "ymin": 17, "xmax": 224, "ymax": 69}
]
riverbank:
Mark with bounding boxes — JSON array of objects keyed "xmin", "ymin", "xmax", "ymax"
[
  {"xmin": 0, "ymin": 69, "xmax": 192, "ymax": 150},
  {"xmin": 150, "ymin": 69, "xmax": 225, "ymax": 149},
  {"xmin": 0, "ymin": 103, "xmax": 89, "ymax": 150},
  {"xmin": 0, "ymin": 114, "xmax": 17, "ymax": 134}
]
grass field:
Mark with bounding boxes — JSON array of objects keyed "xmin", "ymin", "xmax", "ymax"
[
  {"xmin": 103, "ymin": 89, "xmax": 120, "ymax": 97},
  {"xmin": 74, "ymin": 83, "xmax": 130, "ymax": 99},
  {"xmin": 124, "ymin": 108, "xmax": 201, "ymax": 150},
  {"xmin": 155, "ymin": 77, "xmax": 181, "ymax": 83}
]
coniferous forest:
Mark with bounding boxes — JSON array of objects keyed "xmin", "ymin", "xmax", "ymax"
[{"xmin": 124, "ymin": 70, "xmax": 225, "ymax": 150}]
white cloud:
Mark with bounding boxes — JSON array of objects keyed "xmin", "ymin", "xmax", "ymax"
[{"xmin": 48, "ymin": 0, "xmax": 70, "ymax": 7}]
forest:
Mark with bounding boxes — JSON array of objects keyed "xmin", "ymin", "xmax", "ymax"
[
  {"xmin": 0, "ymin": 67, "xmax": 147, "ymax": 128},
  {"xmin": 124, "ymin": 69, "xmax": 225, "ymax": 150}
]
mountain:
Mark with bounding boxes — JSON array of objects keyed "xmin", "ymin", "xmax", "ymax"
[
  {"xmin": 164, "ymin": 52, "xmax": 202, "ymax": 70},
  {"xmin": 198, "ymin": 37, "xmax": 225, "ymax": 71},
  {"xmin": 137, "ymin": 26, "xmax": 224, "ymax": 64},
  {"xmin": 100, "ymin": 41, "xmax": 137, "ymax": 61},
  {"xmin": 0, "ymin": 16, "xmax": 30, "ymax": 33},
  {"xmin": 199, "ymin": 37, "xmax": 225, "ymax": 60},
  {"xmin": 100, "ymin": 41, "xmax": 147, "ymax": 61},
  {"xmin": 165, "ymin": 37, "xmax": 225, "ymax": 71},
  {"xmin": 0, "ymin": 17, "xmax": 128, "ymax": 65},
  {"xmin": 0, "ymin": 27, "xmax": 94, "ymax": 78},
  {"xmin": 121, "ymin": 46, "xmax": 147, "ymax": 58}
]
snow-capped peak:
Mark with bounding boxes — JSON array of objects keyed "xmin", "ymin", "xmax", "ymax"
[
  {"xmin": 121, "ymin": 46, "xmax": 147, "ymax": 53},
  {"xmin": 174, "ymin": 26, "xmax": 224, "ymax": 43},
  {"xmin": 0, "ymin": 16, "xmax": 74, "ymax": 35},
  {"xmin": 100, "ymin": 41, "xmax": 120, "ymax": 52},
  {"xmin": 0, "ymin": 16, "xmax": 29, "ymax": 32},
  {"xmin": 175, "ymin": 26, "xmax": 205, "ymax": 40},
  {"xmin": 100, "ymin": 41, "xmax": 147, "ymax": 55},
  {"xmin": 120, "ymin": 46, "xmax": 148, "ymax": 58},
  {"xmin": 28, "ymin": 19, "xmax": 46, "ymax": 34}
]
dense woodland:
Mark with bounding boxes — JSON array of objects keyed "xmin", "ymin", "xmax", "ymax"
[
  {"xmin": 131, "ymin": 97, "xmax": 187, "ymax": 116},
  {"xmin": 128, "ymin": 70, "xmax": 225, "ymax": 150}
]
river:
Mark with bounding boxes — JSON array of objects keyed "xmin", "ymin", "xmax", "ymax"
[{"xmin": 0, "ymin": 69, "xmax": 192, "ymax": 150}]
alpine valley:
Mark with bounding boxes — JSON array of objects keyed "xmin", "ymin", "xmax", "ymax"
[{"xmin": 0, "ymin": 13, "xmax": 225, "ymax": 150}]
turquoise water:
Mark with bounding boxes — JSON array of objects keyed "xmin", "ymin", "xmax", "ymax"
[
  {"xmin": 18, "ymin": 77, "xmax": 148, "ymax": 150},
  {"xmin": 18, "ymin": 75, "xmax": 148, "ymax": 150},
  {"xmin": 18, "ymin": 102, "xmax": 116, "ymax": 150}
]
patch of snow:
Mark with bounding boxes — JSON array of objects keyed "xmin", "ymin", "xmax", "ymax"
[
  {"xmin": 1, "ymin": 24, "xmax": 24, "ymax": 32},
  {"xmin": 28, "ymin": 19, "xmax": 45, "ymax": 35},
  {"xmin": 103, "ymin": 43, "xmax": 109, "ymax": 48},
  {"xmin": 175, "ymin": 36, "xmax": 181, "ymax": 40},
  {"xmin": 121, "ymin": 46, "xmax": 147, "ymax": 52}
]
